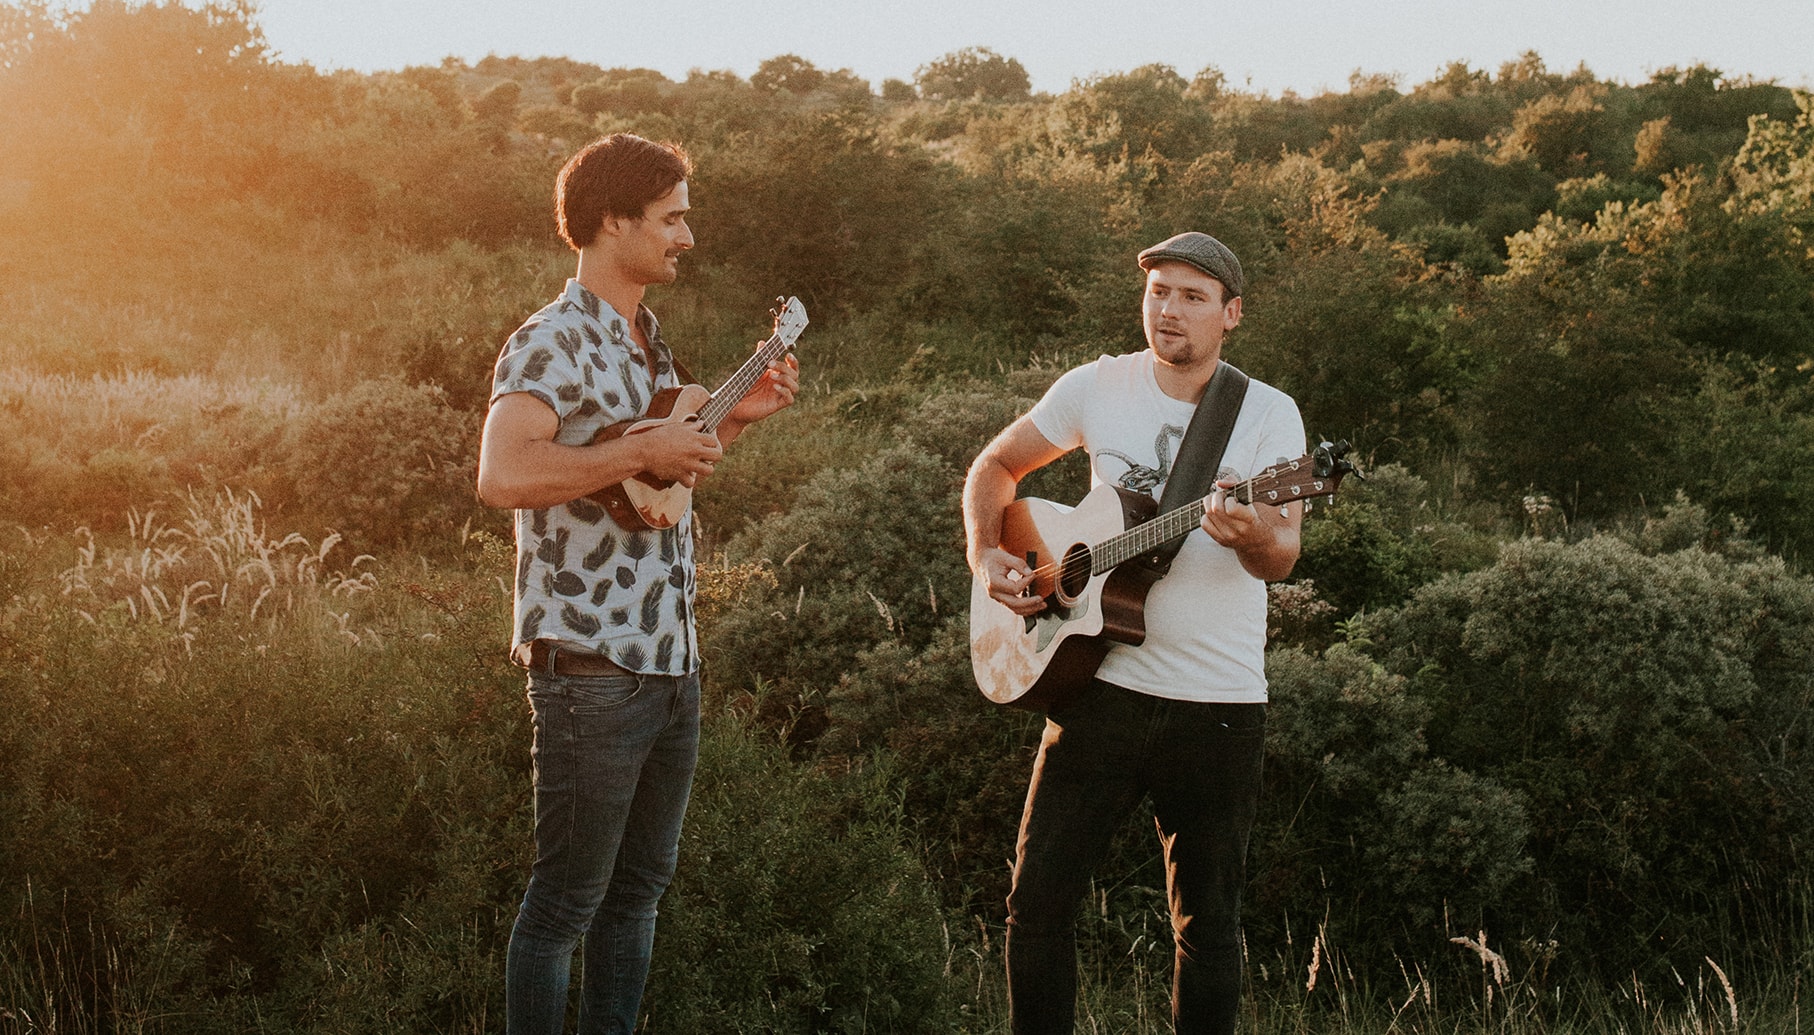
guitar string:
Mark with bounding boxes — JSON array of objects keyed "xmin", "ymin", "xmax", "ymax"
[
  {"xmin": 1012, "ymin": 456, "xmax": 1329, "ymax": 588},
  {"xmin": 1013, "ymin": 475, "xmax": 1264, "ymax": 586}
]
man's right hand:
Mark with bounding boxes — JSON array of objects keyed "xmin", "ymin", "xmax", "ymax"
[
  {"xmin": 971, "ymin": 546, "xmax": 1047, "ymax": 616},
  {"xmin": 480, "ymin": 393, "xmax": 724, "ymax": 510},
  {"xmin": 632, "ymin": 419, "xmax": 723, "ymax": 488}
]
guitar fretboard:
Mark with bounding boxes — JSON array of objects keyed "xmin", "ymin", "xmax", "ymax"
[
  {"xmin": 1091, "ymin": 499, "xmax": 1213, "ymax": 573},
  {"xmin": 1084, "ymin": 457, "xmax": 1318, "ymax": 575}
]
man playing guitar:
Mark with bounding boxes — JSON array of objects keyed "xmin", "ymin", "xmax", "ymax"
[{"xmin": 963, "ymin": 232, "xmax": 1305, "ymax": 1035}]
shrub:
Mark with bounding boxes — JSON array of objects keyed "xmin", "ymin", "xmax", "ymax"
[
  {"xmin": 1358, "ymin": 535, "xmax": 1814, "ymax": 980},
  {"xmin": 273, "ymin": 378, "xmax": 482, "ymax": 551},
  {"xmin": 0, "ymin": 527, "xmax": 527, "ymax": 1033},
  {"xmin": 4, "ymin": 517, "xmax": 965, "ymax": 1031},
  {"xmin": 0, "ymin": 370, "xmax": 299, "ymax": 531},
  {"xmin": 1290, "ymin": 462, "xmax": 1496, "ymax": 622},
  {"xmin": 715, "ymin": 443, "xmax": 968, "ymax": 697},
  {"xmin": 822, "ymin": 614, "xmax": 1043, "ymax": 914},
  {"xmin": 647, "ymin": 713, "xmax": 958, "ymax": 1032}
]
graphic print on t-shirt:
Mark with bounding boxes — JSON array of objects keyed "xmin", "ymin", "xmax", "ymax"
[{"xmin": 1100, "ymin": 424, "xmax": 1185, "ymax": 493}]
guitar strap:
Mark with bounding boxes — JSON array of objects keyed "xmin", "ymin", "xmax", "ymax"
[{"xmin": 1132, "ymin": 359, "xmax": 1250, "ymax": 579}]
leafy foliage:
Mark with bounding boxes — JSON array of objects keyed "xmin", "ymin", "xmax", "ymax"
[
  {"xmin": 272, "ymin": 378, "xmax": 483, "ymax": 550},
  {"xmin": 915, "ymin": 46, "xmax": 1031, "ymax": 102},
  {"xmin": 5, "ymin": 3, "xmax": 1814, "ymax": 1027},
  {"xmin": 1357, "ymin": 536, "xmax": 1814, "ymax": 978}
]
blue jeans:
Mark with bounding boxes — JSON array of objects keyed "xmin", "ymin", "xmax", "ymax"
[
  {"xmin": 1006, "ymin": 680, "xmax": 1266, "ymax": 1035},
  {"xmin": 506, "ymin": 669, "xmax": 701, "ymax": 1035}
]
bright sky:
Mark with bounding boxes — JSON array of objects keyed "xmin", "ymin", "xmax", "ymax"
[{"xmin": 247, "ymin": 0, "xmax": 1814, "ymax": 96}]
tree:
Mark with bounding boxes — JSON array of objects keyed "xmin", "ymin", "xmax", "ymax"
[
  {"xmin": 1360, "ymin": 535, "xmax": 1814, "ymax": 979},
  {"xmin": 1049, "ymin": 63, "xmax": 1213, "ymax": 170},
  {"xmin": 752, "ymin": 53, "xmax": 824, "ymax": 95},
  {"xmin": 1505, "ymin": 84, "xmax": 1611, "ymax": 178},
  {"xmin": 914, "ymin": 46, "xmax": 1030, "ymax": 102},
  {"xmin": 880, "ymin": 77, "xmax": 916, "ymax": 102},
  {"xmin": 571, "ymin": 68, "xmax": 669, "ymax": 115},
  {"xmin": 471, "ymin": 78, "xmax": 521, "ymax": 123},
  {"xmin": 1731, "ymin": 88, "xmax": 1814, "ymax": 228},
  {"xmin": 0, "ymin": 0, "xmax": 313, "ymax": 227}
]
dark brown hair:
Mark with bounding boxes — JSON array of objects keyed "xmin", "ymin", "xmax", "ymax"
[{"xmin": 555, "ymin": 133, "xmax": 693, "ymax": 250}]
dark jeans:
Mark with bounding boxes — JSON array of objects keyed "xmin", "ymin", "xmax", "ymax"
[
  {"xmin": 506, "ymin": 669, "xmax": 701, "ymax": 1035},
  {"xmin": 1006, "ymin": 680, "xmax": 1266, "ymax": 1035}
]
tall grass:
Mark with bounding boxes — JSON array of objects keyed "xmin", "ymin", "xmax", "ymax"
[{"xmin": 57, "ymin": 489, "xmax": 376, "ymax": 636}]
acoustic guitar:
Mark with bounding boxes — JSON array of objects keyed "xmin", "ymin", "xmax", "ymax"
[
  {"xmin": 969, "ymin": 440, "xmax": 1357, "ymax": 710},
  {"xmin": 591, "ymin": 296, "xmax": 807, "ymax": 530}
]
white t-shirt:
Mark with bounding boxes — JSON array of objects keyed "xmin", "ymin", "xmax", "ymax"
[{"xmin": 1027, "ymin": 350, "xmax": 1305, "ymax": 702}]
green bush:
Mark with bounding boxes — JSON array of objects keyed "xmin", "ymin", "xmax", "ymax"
[
  {"xmin": 273, "ymin": 378, "xmax": 482, "ymax": 551},
  {"xmin": 0, "ymin": 529, "xmax": 527, "ymax": 1033},
  {"xmin": 822, "ymin": 615, "xmax": 1043, "ymax": 915},
  {"xmin": 1358, "ymin": 534, "xmax": 1814, "ymax": 979},
  {"xmin": 0, "ymin": 370, "xmax": 298, "ymax": 531},
  {"xmin": 715, "ymin": 444, "xmax": 968, "ymax": 696},
  {"xmin": 648, "ymin": 713, "xmax": 958, "ymax": 1032}
]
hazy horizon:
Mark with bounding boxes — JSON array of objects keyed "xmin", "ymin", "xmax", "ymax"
[{"xmin": 242, "ymin": 0, "xmax": 1814, "ymax": 96}]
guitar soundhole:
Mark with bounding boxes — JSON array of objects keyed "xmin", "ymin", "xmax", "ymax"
[{"xmin": 1056, "ymin": 544, "xmax": 1092, "ymax": 605}]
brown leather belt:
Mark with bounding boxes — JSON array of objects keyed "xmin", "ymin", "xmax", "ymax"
[{"xmin": 518, "ymin": 640, "xmax": 633, "ymax": 677}]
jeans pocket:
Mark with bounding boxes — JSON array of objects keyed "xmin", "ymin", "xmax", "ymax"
[
  {"xmin": 563, "ymin": 673, "xmax": 643, "ymax": 712},
  {"xmin": 1209, "ymin": 702, "xmax": 1267, "ymax": 733}
]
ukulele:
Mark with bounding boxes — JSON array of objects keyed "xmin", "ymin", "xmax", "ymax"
[{"xmin": 591, "ymin": 296, "xmax": 807, "ymax": 530}]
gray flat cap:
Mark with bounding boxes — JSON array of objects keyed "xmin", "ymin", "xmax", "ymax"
[{"xmin": 1137, "ymin": 232, "xmax": 1245, "ymax": 299}]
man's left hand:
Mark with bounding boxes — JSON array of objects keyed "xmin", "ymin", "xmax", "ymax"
[
  {"xmin": 1200, "ymin": 477, "xmax": 1302, "ymax": 582},
  {"xmin": 726, "ymin": 351, "xmax": 800, "ymax": 425},
  {"xmin": 1200, "ymin": 480, "xmax": 1266, "ymax": 549}
]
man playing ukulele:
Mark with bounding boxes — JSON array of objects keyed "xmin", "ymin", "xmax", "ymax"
[{"xmin": 478, "ymin": 133, "xmax": 798, "ymax": 1035}]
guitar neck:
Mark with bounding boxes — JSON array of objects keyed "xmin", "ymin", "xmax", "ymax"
[
  {"xmin": 1091, "ymin": 498, "xmax": 1214, "ymax": 573},
  {"xmin": 1087, "ymin": 450, "xmax": 1348, "ymax": 574},
  {"xmin": 696, "ymin": 332, "xmax": 790, "ymax": 433}
]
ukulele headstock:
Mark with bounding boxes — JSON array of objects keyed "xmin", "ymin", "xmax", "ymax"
[{"xmin": 770, "ymin": 296, "xmax": 809, "ymax": 348}]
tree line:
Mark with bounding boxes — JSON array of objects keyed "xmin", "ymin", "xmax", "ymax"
[{"xmin": 3, "ymin": 1, "xmax": 1813, "ymax": 1030}]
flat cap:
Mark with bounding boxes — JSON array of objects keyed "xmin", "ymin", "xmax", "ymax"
[{"xmin": 1137, "ymin": 232, "xmax": 1244, "ymax": 299}]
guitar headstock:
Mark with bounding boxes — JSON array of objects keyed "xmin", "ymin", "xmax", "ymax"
[
  {"xmin": 770, "ymin": 296, "xmax": 809, "ymax": 348},
  {"xmin": 1244, "ymin": 440, "xmax": 1361, "ymax": 508}
]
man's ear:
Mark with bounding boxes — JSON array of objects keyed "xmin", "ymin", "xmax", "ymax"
[{"xmin": 1223, "ymin": 296, "xmax": 1244, "ymax": 330}]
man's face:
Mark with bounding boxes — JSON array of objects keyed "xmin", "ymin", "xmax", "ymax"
[
  {"xmin": 1141, "ymin": 262, "xmax": 1242, "ymax": 372},
  {"xmin": 619, "ymin": 180, "xmax": 694, "ymax": 285}
]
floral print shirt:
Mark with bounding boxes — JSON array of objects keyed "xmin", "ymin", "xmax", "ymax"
[{"xmin": 490, "ymin": 279, "xmax": 697, "ymax": 674}]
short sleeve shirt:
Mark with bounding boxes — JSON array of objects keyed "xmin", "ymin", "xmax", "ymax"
[
  {"xmin": 490, "ymin": 279, "xmax": 698, "ymax": 675},
  {"xmin": 1026, "ymin": 350, "xmax": 1305, "ymax": 702}
]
